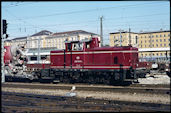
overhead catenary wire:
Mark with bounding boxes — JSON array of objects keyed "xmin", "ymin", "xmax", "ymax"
[
  {"xmin": 7, "ymin": 12, "xmax": 169, "ymax": 30},
  {"xmin": 4, "ymin": 2, "xmax": 168, "ymax": 20},
  {"xmin": 3, "ymin": 2, "xmax": 169, "ymax": 31},
  {"xmin": 3, "ymin": 8, "xmax": 44, "ymax": 30},
  {"xmin": 2, "ymin": 2, "xmax": 169, "ymax": 40}
]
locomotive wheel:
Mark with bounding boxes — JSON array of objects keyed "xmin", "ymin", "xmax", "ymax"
[
  {"xmin": 103, "ymin": 74, "xmax": 111, "ymax": 85},
  {"xmin": 88, "ymin": 76, "xmax": 96, "ymax": 84}
]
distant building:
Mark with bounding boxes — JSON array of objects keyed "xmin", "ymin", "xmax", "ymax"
[
  {"xmin": 109, "ymin": 30, "xmax": 170, "ymax": 62},
  {"xmin": 109, "ymin": 31, "xmax": 138, "ymax": 47},
  {"xmin": 44, "ymin": 30, "xmax": 100, "ymax": 49},
  {"xmin": 138, "ymin": 30, "xmax": 170, "ymax": 62},
  {"xmin": 4, "ymin": 36, "xmax": 27, "ymax": 47},
  {"xmin": 4, "ymin": 39, "xmax": 12, "ymax": 46},
  {"xmin": 27, "ymin": 30, "xmax": 53, "ymax": 48}
]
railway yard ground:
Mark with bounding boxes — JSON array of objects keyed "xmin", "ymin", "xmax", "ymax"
[{"xmin": 1, "ymin": 73, "xmax": 171, "ymax": 112}]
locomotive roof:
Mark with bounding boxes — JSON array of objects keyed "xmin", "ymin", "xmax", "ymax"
[
  {"xmin": 87, "ymin": 46, "xmax": 138, "ymax": 51},
  {"xmin": 65, "ymin": 38, "xmax": 91, "ymax": 43}
]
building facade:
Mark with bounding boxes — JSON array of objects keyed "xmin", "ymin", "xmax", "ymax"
[
  {"xmin": 4, "ymin": 36, "xmax": 27, "ymax": 48},
  {"xmin": 27, "ymin": 30, "xmax": 53, "ymax": 48},
  {"xmin": 138, "ymin": 30, "xmax": 170, "ymax": 62},
  {"xmin": 44, "ymin": 30, "xmax": 100, "ymax": 49},
  {"xmin": 109, "ymin": 30, "xmax": 170, "ymax": 62},
  {"xmin": 4, "ymin": 39, "xmax": 12, "ymax": 46},
  {"xmin": 110, "ymin": 31, "xmax": 138, "ymax": 47}
]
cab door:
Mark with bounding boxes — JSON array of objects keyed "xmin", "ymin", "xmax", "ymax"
[{"xmin": 72, "ymin": 42, "xmax": 84, "ymax": 69}]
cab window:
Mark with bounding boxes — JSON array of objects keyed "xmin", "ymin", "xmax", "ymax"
[
  {"xmin": 67, "ymin": 43, "xmax": 72, "ymax": 51},
  {"xmin": 72, "ymin": 43, "xmax": 83, "ymax": 51}
]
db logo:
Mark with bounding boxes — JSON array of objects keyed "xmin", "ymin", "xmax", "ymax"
[{"xmin": 76, "ymin": 56, "xmax": 80, "ymax": 60}]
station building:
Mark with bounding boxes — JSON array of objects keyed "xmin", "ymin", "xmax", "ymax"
[{"xmin": 109, "ymin": 30, "xmax": 170, "ymax": 62}]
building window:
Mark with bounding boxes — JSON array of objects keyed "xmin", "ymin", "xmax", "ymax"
[
  {"xmin": 160, "ymin": 34, "xmax": 162, "ymax": 37},
  {"xmin": 164, "ymin": 34, "xmax": 166, "ymax": 37},
  {"xmin": 145, "ymin": 40, "xmax": 146, "ymax": 43},
  {"xmin": 168, "ymin": 34, "xmax": 170, "ymax": 36},
  {"xmin": 145, "ymin": 36, "xmax": 146, "ymax": 38},
  {"xmin": 160, "ymin": 53, "xmax": 162, "ymax": 56},
  {"xmin": 164, "ymin": 39, "xmax": 166, "ymax": 42},
  {"xmin": 141, "ymin": 54, "xmax": 143, "ymax": 57},
  {"xmin": 156, "ymin": 35, "xmax": 158, "ymax": 37},
  {"xmin": 160, "ymin": 39, "xmax": 162, "ymax": 42},
  {"xmin": 156, "ymin": 39, "xmax": 158, "ymax": 42},
  {"xmin": 156, "ymin": 53, "xmax": 158, "ymax": 56},
  {"xmin": 164, "ymin": 44, "xmax": 166, "ymax": 47},
  {"xmin": 160, "ymin": 44, "xmax": 162, "ymax": 47},
  {"xmin": 145, "ymin": 45, "xmax": 146, "ymax": 47},
  {"xmin": 156, "ymin": 44, "xmax": 158, "ymax": 47},
  {"xmin": 152, "ymin": 35, "xmax": 154, "ymax": 38}
]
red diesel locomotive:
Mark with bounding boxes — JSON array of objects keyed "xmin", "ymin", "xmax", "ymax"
[{"xmin": 36, "ymin": 37, "xmax": 141, "ymax": 84}]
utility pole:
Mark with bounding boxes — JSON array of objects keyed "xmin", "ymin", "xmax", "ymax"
[
  {"xmin": 129, "ymin": 28, "xmax": 131, "ymax": 45},
  {"xmin": 119, "ymin": 29, "xmax": 123, "ymax": 46},
  {"xmin": 150, "ymin": 33, "xmax": 152, "ymax": 61},
  {"xmin": 37, "ymin": 36, "xmax": 41, "ymax": 64},
  {"xmin": 100, "ymin": 16, "xmax": 103, "ymax": 47}
]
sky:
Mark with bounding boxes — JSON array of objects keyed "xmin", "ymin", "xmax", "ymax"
[{"xmin": 1, "ymin": 1, "xmax": 170, "ymax": 45}]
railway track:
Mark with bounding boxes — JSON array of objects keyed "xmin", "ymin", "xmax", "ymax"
[
  {"xmin": 2, "ymin": 91, "xmax": 170, "ymax": 112},
  {"xmin": 2, "ymin": 82, "xmax": 170, "ymax": 112},
  {"xmin": 2, "ymin": 82, "xmax": 170, "ymax": 95}
]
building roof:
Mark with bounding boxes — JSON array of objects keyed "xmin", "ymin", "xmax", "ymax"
[
  {"xmin": 138, "ymin": 30, "xmax": 170, "ymax": 34},
  {"xmin": 53, "ymin": 30, "xmax": 98, "ymax": 36},
  {"xmin": 110, "ymin": 31, "xmax": 138, "ymax": 34},
  {"xmin": 31, "ymin": 30, "xmax": 52, "ymax": 36},
  {"xmin": 110, "ymin": 30, "xmax": 170, "ymax": 34},
  {"xmin": 4, "ymin": 39, "xmax": 12, "ymax": 42},
  {"xmin": 12, "ymin": 36, "xmax": 27, "ymax": 40}
]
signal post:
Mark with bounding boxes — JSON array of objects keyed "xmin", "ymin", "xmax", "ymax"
[{"xmin": 1, "ymin": 19, "xmax": 8, "ymax": 83}]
